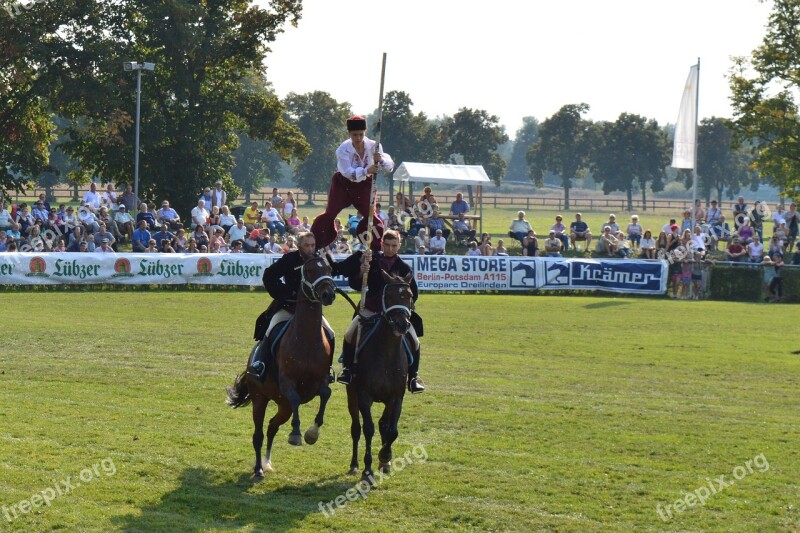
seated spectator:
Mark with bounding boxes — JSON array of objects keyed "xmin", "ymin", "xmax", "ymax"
[
  {"xmin": 479, "ymin": 232, "xmax": 493, "ymax": 256},
  {"xmin": 748, "ymin": 235, "xmax": 764, "ymax": 263},
  {"xmin": 508, "ymin": 211, "xmax": 533, "ymax": 245},
  {"xmin": 709, "ymin": 214, "xmax": 731, "ymax": 250},
  {"xmin": 6, "ymin": 223, "xmax": 21, "ymax": 249},
  {"xmin": 601, "ymin": 214, "xmax": 620, "ymax": 233},
  {"xmin": 429, "ymin": 229, "xmax": 447, "ymax": 255},
  {"xmin": 427, "ymin": 209, "xmax": 450, "ymax": 239},
  {"xmin": 774, "ymin": 221, "xmax": 789, "ymax": 244},
  {"xmin": 680, "ymin": 209, "xmax": 694, "ymax": 233},
  {"xmin": 300, "ymin": 215, "xmax": 312, "ymax": 233},
  {"xmin": 706, "ymin": 200, "xmax": 721, "ymax": 224},
  {"xmin": 97, "ymin": 207, "xmax": 124, "ymax": 242},
  {"xmin": 386, "ymin": 207, "xmax": 403, "ymax": 235},
  {"xmin": 570, "ymin": 213, "xmax": 592, "ymax": 251},
  {"xmin": 417, "ymin": 186, "xmax": 437, "ymax": 214},
  {"xmin": 157, "ymin": 200, "xmax": 182, "ymax": 230},
  {"xmin": 598, "ymin": 226, "xmax": 616, "ymax": 256},
  {"xmin": 407, "ymin": 214, "xmax": 426, "ymax": 238},
  {"xmin": 132, "ymin": 220, "xmax": 151, "ymax": 253},
  {"xmin": 767, "ymin": 234, "xmax": 784, "ymax": 259},
  {"xmin": 627, "ymin": 215, "xmax": 643, "ymax": 250},
  {"xmin": 613, "ymin": 231, "xmax": 633, "ymax": 258},
  {"xmin": 735, "ymin": 219, "xmax": 755, "ymax": 243},
  {"xmin": 285, "ymin": 208, "xmax": 302, "ymax": 235},
  {"xmin": 230, "ymin": 240, "xmax": 244, "ymax": 253},
  {"xmin": 191, "ymin": 199, "xmax": 210, "ymax": 231},
  {"xmin": 347, "ymin": 213, "xmax": 362, "ymax": 238},
  {"xmin": 228, "ymin": 218, "xmax": 248, "ymax": 243},
  {"xmin": 186, "ymin": 238, "xmax": 199, "ymax": 253},
  {"xmin": 208, "ymin": 205, "xmax": 222, "ymax": 233},
  {"xmin": 414, "ymin": 228, "xmax": 429, "ymax": 254},
  {"xmin": 95, "ymin": 223, "xmax": 117, "ymax": 252},
  {"xmin": 691, "ymin": 226, "xmax": 707, "ymax": 258},
  {"xmin": 270, "ymin": 187, "xmax": 283, "ymax": 212},
  {"xmin": 375, "ymin": 203, "xmax": 388, "ymax": 224},
  {"xmin": 209, "ymin": 228, "xmax": 227, "ymax": 253},
  {"xmin": 263, "ymin": 234, "xmax": 283, "ymax": 254},
  {"xmin": 493, "ymin": 239, "xmax": 509, "ymax": 256},
  {"xmin": 453, "ymin": 213, "xmax": 476, "ymax": 245},
  {"xmin": 244, "ymin": 230, "xmax": 262, "ymax": 253},
  {"xmin": 192, "ymin": 225, "xmax": 209, "ymax": 251},
  {"xmin": 261, "ymin": 200, "xmax": 286, "ymax": 238},
  {"xmin": 114, "ymin": 204, "xmax": 135, "ymax": 242},
  {"xmin": 47, "ymin": 207, "xmax": 64, "ymax": 235},
  {"xmin": 693, "ymin": 199, "xmax": 706, "ymax": 224},
  {"xmin": 450, "ymin": 192, "xmax": 470, "ymax": 216},
  {"xmin": 219, "ymin": 205, "xmax": 236, "ymax": 234},
  {"xmin": 96, "ymin": 238, "xmax": 114, "ymax": 253},
  {"xmin": 725, "ymin": 238, "xmax": 747, "ymax": 262},
  {"xmin": 53, "ymin": 237, "xmax": 66, "ymax": 252},
  {"xmin": 173, "ymin": 228, "xmax": 188, "ymax": 252},
  {"xmin": 0, "ymin": 231, "xmax": 9, "ymax": 252},
  {"xmin": 100, "ymin": 184, "xmax": 117, "ymax": 211},
  {"xmin": 0, "ymin": 201, "xmax": 12, "ymax": 231},
  {"xmin": 662, "ymin": 218, "xmax": 678, "ymax": 235},
  {"xmin": 395, "ymin": 192, "xmax": 413, "ymax": 216},
  {"xmin": 32, "ymin": 201, "xmax": 49, "ymax": 225},
  {"xmin": 199, "ymin": 187, "xmax": 212, "ymax": 209},
  {"xmin": 25, "ymin": 225, "xmax": 48, "ymax": 252},
  {"xmin": 243, "ymin": 201, "xmax": 261, "ymax": 230},
  {"xmin": 640, "ymin": 230, "xmax": 656, "ymax": 259},
  {"xmin": 751, "ymin": 200, "xmax": 765, "ymax": 241},
  {"xmin": 136, "ymin": 203, "xmax": 156, "ymax": 231},
  {"xmin": 152, "ymin": 223, "xmax": 175, "ymax": 249},
  {"xmin": 79, "ymin": 203, "xmax": 100, "ymax": 234},
  {"xmin": 75, "ymin": 240, "xmax": 90, "ymax": 253},
  {"xmin": 143, "ymin": 238, "xmax": 159, "ymax": 253},
  {"xmin": 550, "ymin": 215, "xmax": 569, "ymax": 251},
  {"xmin": 522, "ymin": 230, "xmax": 538, "ymax": 257},
  {"xmin": 160, "ymin": 238, "xmax": 176, "ymax": 253},
  {"xmin": 466, "ymin": 241, "xmax": 481, "ymax": 256},
  {"xmin": 283, "ymin": 235, "xmax": 298, "ymax": 253},
  {"xmin": 667, "ymin": 223, "xmax": 681, "ymax": 248},
  {"xmin": 85, "ymin": 233, "xmax": 96, "ymax": 251},
  {"xmin": 544, "ymin": 230, "xmax": 562, "ymax": 257}
]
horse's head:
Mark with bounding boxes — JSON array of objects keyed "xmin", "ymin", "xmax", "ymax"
[
  {"xmin": 299, "ymin": 253, "xmax": 336, "ymax": 306},
  {"xmin": 380, "ymin": 270, "xmax": 414, "ymax": 336}
]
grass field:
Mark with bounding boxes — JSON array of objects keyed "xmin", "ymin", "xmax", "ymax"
[{"xmin": 1, "ymin": 292, "xmax": 798, "ymax": 532}]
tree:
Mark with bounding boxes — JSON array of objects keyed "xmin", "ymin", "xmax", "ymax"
[
  {"xmin": 2, "ymin": 0, "xmax": 310, "ymax": 219},
  {"xmin": 684, "ymin": 117, "xmax": 759, "ymax": 202},
  {"xmin": 379, "ymin": 91, "xmax": 441, "ymax": 166},
  {"xmin": 440, "ymin": 108, "xmax": 508, "ymax": 185},
  {"xmin": 504, "ymin": 117, "xmax": 540, "ymax": 182},
  {"xmin": 729, "ymin": 0, "xmax": 800, "ymax": 199},
  {"xmin": 591, "ymin": 113, "xmax": 669, "ymax": 211},
  {"xmin": 231, "ymin": 134, "xmax": 283, "ymax": 204},
  {"xmin": 527, "ymin": 104, "xmax": 595, "ymax": 209},
  {"xmin": 283, "ymin": 91, "xmax": 351, "ymax": 199}
]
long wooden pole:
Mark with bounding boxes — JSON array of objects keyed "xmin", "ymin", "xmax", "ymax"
[{"xmin": 359, "ymin": 52, "xmax": 387, "ymax": 312}]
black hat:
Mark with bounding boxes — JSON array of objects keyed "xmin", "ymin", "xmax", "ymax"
[{"xmin": 346, "ymin": 115, "xmax": 367, "ymax": 131}]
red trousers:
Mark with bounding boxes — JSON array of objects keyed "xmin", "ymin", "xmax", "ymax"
[{"xmin": 311, "ymin": 172, "xmax": 384, "ymax": 251}]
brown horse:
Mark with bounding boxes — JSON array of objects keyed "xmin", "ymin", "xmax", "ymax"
[
  {"xmin": 347, "ymin": 270, "xmax": 414, "ymax": 485},
  {"xmin": 227, "ymin": 254, "xmax": 336, "ymax": 479}
]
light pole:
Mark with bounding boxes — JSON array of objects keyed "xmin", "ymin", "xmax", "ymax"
[{"xmin": 123, "ymin": 61, "xmax": 156, "ymax": 211}]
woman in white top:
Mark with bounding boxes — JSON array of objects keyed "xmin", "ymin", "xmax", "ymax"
[
  {"xmin": 627, "ymin": 215, "xmax": 643, "ymax": 250},
  {"xmin": 282, "ymin": 191, "xmax": 295, "ymax": 218},
  {"xmin": 639, "ymin": 230, "xmax": 656, "ymax": 259},
  {"xmin": 219, "ymin": 205, "xmax": 237, "ymax": 232},
  {"xmin": 748, "ymin": 235, "xmax": 764, "ymax": 263},
  {"xmin": 0, "ymin": 202, "xmax": 12, "ymax": 230}
]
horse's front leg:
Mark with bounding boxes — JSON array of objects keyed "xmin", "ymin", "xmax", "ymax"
[
  {"xmin": 347, "ymin": 387, "xmax": 361, "ymax": 475},
  {"xmin": 265, "ymin": 400, "xmax": 292, "ymax": 473},
  {"xmin": 378, "ymin": 398, "xmax": 403, "ymax": 474},
  {"xmin": 359, "ymin": 397, "xmax": 376, "ymax": 486},
  {"xmin": 283, "ymin": 384, "xmax": 303, "ymax": 446},
  {"xmin": 304, "ymin": 382, "xmax": 331, "ymax": 445}
]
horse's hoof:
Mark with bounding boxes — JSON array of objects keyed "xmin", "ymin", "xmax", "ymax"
[
  {"xmin": 347, "ymin": 466, "xmax": 359, "ymax": 476},
  {"xmin": 304, "ymin": 424, "xmax": 320, "ymax": 445},
  {"xmin": 379, "ymin": 462, "xmax": 391, "ymax": 474},
  {"xmin": 263, "ymin": 462, "xmax": 273, "ymax": 473},
  {"xmin": 254, "ymin": 470, "xmax": 264, "ymax": 481},
  {"xmin": 361, "ymin": 471, "xmax": 376, "ymax": 488},
  {"xmin": 288, "ymin": 433, "xmax": 302, "ymax": 446}
]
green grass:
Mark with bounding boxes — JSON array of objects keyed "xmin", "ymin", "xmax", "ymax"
[{"xmin": 1, "ymin": 292, "xmax": 798, "ymax": 532}]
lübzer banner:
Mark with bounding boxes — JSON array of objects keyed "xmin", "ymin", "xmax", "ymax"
[{"xmin": 0, "ymin": 253, "xmax": 667, "ymax": 294}]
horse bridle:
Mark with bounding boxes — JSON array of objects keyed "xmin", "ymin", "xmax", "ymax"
[
  {"xmin": 381, "ymin": 281, "xmax": 413, "ymax": 319},
  {"xmin": 299, "ymin": 255, "xmax": 334, "ymax": 303}
]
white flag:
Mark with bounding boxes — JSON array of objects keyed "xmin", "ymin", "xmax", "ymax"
[{"xmin": 672, "ymin": 65, "xmax": 698, "ymax": 169}]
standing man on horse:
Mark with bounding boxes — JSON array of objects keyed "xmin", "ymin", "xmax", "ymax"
[
  {"xmin": 249, "ymin": 231, "xmax": 335, "ymax": 382},
  {"xmin": 334, "ymin": 230, "xmax": 425, "ymax": 393},
  {"xmin": 310, "ymin": 115, "xmax": 393, "ymax": 252}
]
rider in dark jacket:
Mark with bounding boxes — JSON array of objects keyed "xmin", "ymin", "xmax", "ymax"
[
  {"xmin": 248, "ymin": 232, "xmax": 334, "ymax": 381},
  {"xmin": 332, "ymin": 230, "xmax": 425, "ymax": 393}
]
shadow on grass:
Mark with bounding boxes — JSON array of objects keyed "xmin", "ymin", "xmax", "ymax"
[
  {"xmin": 112, "ymin": 467, "xmax": 353, "ymax": 532},
  {"xmin": 583, "ymin": 301, "xmax": 631, "ymax": 310}
]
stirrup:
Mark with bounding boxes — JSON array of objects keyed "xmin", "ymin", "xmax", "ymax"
[
  {"xmin": 337, "ymin": 367, "xmax": 353, "ymax": 385},
  {"xmin": 246, "ymin": 361, "xmax": 265, "ymax": 380},
  {"xmin": 408, "ymin": 376, "xmax": 425, "ymax": 394}
]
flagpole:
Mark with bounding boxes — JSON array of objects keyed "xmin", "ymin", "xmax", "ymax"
[{"xmin": 691, "ymin": 58, "xmax": 700, "ymax": 233}]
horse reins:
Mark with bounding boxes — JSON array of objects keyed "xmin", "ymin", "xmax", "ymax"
[{"xmin": 298, "ymin": 257, "xmax": 334, "ymax": 304}]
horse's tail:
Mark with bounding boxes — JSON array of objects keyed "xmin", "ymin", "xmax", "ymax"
[{"xmin": 226, "ymin": 372, "xmax": 251, "ymax": 408}]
